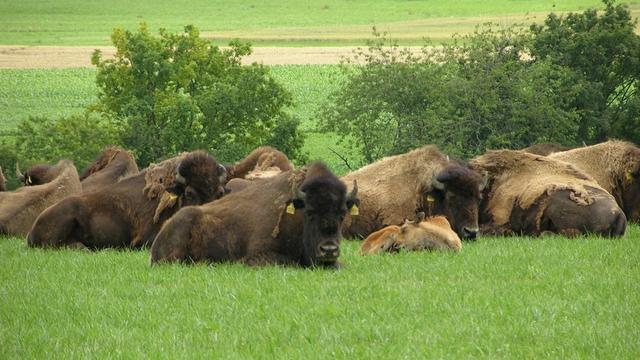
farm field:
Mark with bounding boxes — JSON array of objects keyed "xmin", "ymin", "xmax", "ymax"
[
  {"xmin": 0, "ymin": 0, "xmax": 631, "ymax": 46},
  {"xmin": 1, "ymin": 227, "xmax": 639, "ymax": 358}
]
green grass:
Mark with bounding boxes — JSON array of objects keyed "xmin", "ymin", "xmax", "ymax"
[
  {"xmin": 0, "ymin": 0, "xmax": 622, "ymax": 46},
  {"xmin": 1, "ymin": 226, "xmax": 639, "ymax": 358}
]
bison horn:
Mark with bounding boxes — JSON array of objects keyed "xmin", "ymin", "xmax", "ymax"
[
  {"xmin": 175, "ymin": 164, "xmax": 187, "ymax": 184},
  {"xmin": 15, "ymin": 162, "xmax": 25, "ymax": 182},
  {"xmin": 431, "ymin": 177, "xmax": 446, "ymax": 191},
  {"xmin": 218, "ymin": 163, "xmax": 228, "ymax": 183},
  {"xmin": 479, "ymin": 171, "xmax": 489, "ymax": 191},
  {"xmin": 348, "ymin": 179, "xmax": 358, "ymax": 199},
  {"xmin": 293, "ymin": 183, "xmax": 306, "ymax": 201}
]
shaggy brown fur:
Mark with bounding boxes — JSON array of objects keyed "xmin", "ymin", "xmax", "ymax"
[
  {"xmin": 16, "ymin": 163, "xmax": 59, "ymax": 186},
  {"xmin": 27, "ymin": 151, "xmax": 226, "ymax": 250},
  {"xmin": 471, "ymin": 150, "xmax": 626, "ymax": 237},
  {"xmin": 341, "ymin": 145, "xmax": 486, "ymax": 240},
  {"xmin": 227, "ymin": 146, "xmax": 294, "ymax": 179},
  {"xmin": 150, "ymin": 162, "xmax": 359, "ymax": 268},
  {"xmin": 359, "ymin": 213, "xmax": 461, "ymax": 255},
  {"xmin": 0, "ymin": 160, "xmax": 81, "ymax": 236},
  {"xmin": 79, "ymin": 146, "xmax": 139, "ymax": 192},
  {"xmin": 0, "ymin": 166, "xmax": 6, "ymax": 192},
  {"xmin": 522, "ymin": 143, "xmax": 573, "ymax": 156},
  {"xmin": 550, "ymin": 140, "xmax": 640, "ymax": 222}
]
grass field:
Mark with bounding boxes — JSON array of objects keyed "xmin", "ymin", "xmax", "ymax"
[
  {"xmin": 1, "ymin": 226, "xmax": 639, "ymax": 358},
  {"xmin": 0, "ymin": 0, "xmax": 627, "ymax": 46}
]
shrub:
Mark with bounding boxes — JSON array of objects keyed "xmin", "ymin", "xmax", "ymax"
[
  {"xmin": 91, "ymin": 23, "xmax": 303, "ymax": 166},
  {"xmin": 14, "ymin": 113, "xmax": 120, "ymax": 172}
]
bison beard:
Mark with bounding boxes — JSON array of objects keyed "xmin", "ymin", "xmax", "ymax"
[
  {"xmin": 26, "ymin": 151, "xmax": 226, "ymax": 250},
  {"xmin": 150, "ymin": 162, "xmax": 359, "ymax": 268}
]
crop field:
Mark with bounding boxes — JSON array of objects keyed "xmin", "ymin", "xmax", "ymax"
[{"xmin": 0, "ymin": 0, "xmax": 625, "ymax": 46}]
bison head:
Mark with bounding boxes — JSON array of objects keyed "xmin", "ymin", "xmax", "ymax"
[
  {"xmin": 424, "ymin": 163, "xmax": 487, "ymax": 240},
  {"xmin": 165, "ymin": 151, "xmax": 227, "ymax": 207},
  {"xmin": 621, "ymin": 157, "xmax": 640, "ymax": 222},
  {"xmin": 289, "ymin": 163, "xmax": 359, "ymax": 268},
  {"xmin": 15, "ymin": 162, "xmax": 57, "ymax": 186}
]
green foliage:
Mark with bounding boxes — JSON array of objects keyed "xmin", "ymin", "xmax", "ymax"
[
  {"xmin": 92, "ymin": 23, "xmax": 302, "ymax": 166},
  {"xmin": 530, "ymin": 0, "xmax": 640, "ymax": 143},
  {"xmin": 320, "ymin": 26, "xmax": 587, "ymax": 161},
  {"xmin": 1, "ymin": 227, "xmax": 639, "ymax": 357},
  {"xmin": 13, "ymin": 113, "xmax": 120, "ymax": 172}
]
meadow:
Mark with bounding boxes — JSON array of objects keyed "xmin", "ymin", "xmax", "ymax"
[{"xmin": 0, "ymin": 0, "xmax": 622, "ymax": 46}]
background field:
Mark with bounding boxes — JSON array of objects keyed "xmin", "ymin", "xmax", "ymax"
[
  {"xmin": 1, "ymin": 227, "xmax": 639, "ymax": 358},
  {"xmin": 1, "ymin": 0, "xmax": 633, "ymax": 46}
]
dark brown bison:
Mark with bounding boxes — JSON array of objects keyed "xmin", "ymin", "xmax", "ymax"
[
  {"xmin": 79, "ymin": 146, "xmax": 139, "ymax": 193},
  {"xmin": 0, "ymin": 160, "xmax": 81, "ymax": 236},
  {"xmin": 27, "ymin": 151, "xmax": 227, "ymax": 249},
  {"xmin": 15, "ymin": 162, "xmax": 59, "ymax": 186},
  {"xmin": 549, "ymin": 140, "xmax": 640, "ymax": 222},
  {"xmin": 341, "ymin": 145, "xmax": 487, "ymax": 240},
  {"xmin": 150, "ymin": 162, "xmax": 359, "ymax": 268},
  {"xmin": 521, "ymin": 143, "xmax": 573, "ymax": 156},
  {"xmin": 471, "ymin": 150, "xmax": 626, "ymax": 237},
  {"xmin": 0, "ymin": 166, "xmax": 6, "ymax": 192},
  {"xmin": 358, "ymin": 213, "xmax": 462, "ymax": 255},
  {"xmin": 226, "ymin": 146, "xmax": 294, "ymax": 180}
]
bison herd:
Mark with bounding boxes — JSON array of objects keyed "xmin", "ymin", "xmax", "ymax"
[{"xmin": 0, "ymin": 140, "xmax": 638, "ymax": 268}]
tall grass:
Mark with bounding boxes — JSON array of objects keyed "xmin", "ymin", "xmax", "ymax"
[{"xmin": 1, "ymin": 225, "xmax": 639, "ymax": 358}]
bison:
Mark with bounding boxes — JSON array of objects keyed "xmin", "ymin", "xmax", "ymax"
[
  {"xmin": 226, "ymin": 146, "xmax": 294, "ymax": 180},
  {"xmin": 521, "ymin": 143, "xmax": 573, "ymax": 156},
  {"xmin": 79, "ymin": 146, "xmax": 139, "ymax": 193},
  {"xmin": 15, "ymin": 162, "xmax": 59, "ymax": 186},
  {"xmin": 150, "ymin": 162, "xmax": 359, "ymax": 268},
  {"xmin": 341, "ymin": 145, "xmax": 487, "ymax": 240},
  {"xmin": 359, "ymin": 212, "xmax": 462, "ymax": 255},
  {"xmin": 27, "ymin": 151, "xmax": 227, "ymax": 250},
  {"xmin": 471, "ymin": 150, "xmax": 627, "ymax": 237},
  {"xmin": 0, "ymin": 166, "xmax": 6, "ymax": 191},
  {"xmin": 549, "ymin": 140, "xmax": 640, "ymax": 222},
  {"xmin": 0, "ymin": 160, "xmax": 81, "ymax": 236}
]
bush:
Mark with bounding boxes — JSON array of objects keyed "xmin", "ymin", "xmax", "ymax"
[
  {"xmin": 91, "ymin": 23, "xmax": 304, "ymax": 166},
  {"xmin": 14, "ymin": 113, "xmax": 120, "ymax": 172}
]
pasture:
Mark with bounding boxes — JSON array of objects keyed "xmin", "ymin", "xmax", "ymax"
[
  {"xmin": 1, "ymin": 228, "xmax": 639, "ymax": 358},
  {"xmin": 0, "ymin": 0, "xmax": 624, "ymax": 46}
]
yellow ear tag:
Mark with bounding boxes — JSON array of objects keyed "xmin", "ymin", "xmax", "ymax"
[
  {"xmin": 626, "ymin": 171, "xmax": 634, "ymax": 181},
  {"xmin": 168, "ymin": 193, "xmax": 177, "ymax": 201},
  {"xmin": 26, "ymin": 175, "xmax": 32, "ymax": 185},
  {"xmin": 286, "ymin": 202, "xmax": 296, "ymax": 215},
  {"xmin": 426, "ymin": 194, "xmax": 435, "ymax": 202},
  {"xmin": 350, "ymin": 204, "xmax": 359, "ymax": 216}
]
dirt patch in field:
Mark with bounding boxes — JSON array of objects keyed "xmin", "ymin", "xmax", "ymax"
[{"xmin": 0, "ymin": 45, "xmax": 426, "ymax": 68}]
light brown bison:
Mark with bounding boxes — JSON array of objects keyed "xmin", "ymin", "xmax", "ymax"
[
  {"xmin": 522, "ymin": 143, "xmax": 573, "ymax": 156},
  {"xmin": 341, "ymin": 145, "xmax": 487, "ymax": 240},
  {"xmin": 359, "ymin": 212, "xmax": 461, "ymax": 255},
  {"xmin": 471, "ymin": 150, "xmax": 626, "ymax": 237},
  {"xmin": 79, "ymin": 146, "xmax": 139, "ymax": 193},
  {"xmin": 150, "ymin": 162, "xmax": 359, "ymax": 268},
  {"xmin": 226, "ymin": 146, "xmax": 293, "ymax": 180},
  {"xmin": 0, "ymin": 166, "xmax": 6, "ymax": 191},
  {"xmin": 0, "ymin": 160, "xmax": 81, "ymax": 236},
  {"xmin": 549, "ymin": 140, "xmax": 640, "ymax": 222},
  {"xmin": 27, "ymin": 151, "xmax": 227, "ymax": 249}
]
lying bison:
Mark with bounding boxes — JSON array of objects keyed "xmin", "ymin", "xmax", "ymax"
[
  {"xmin": 16, "ymin": 162, "xmax": 59, "ymax": 186},
  {"xmin": 359, "ymin": 212, "xmax": 461, "ymax": 255},
  {"xmin": 549, "ymin": 140, "xmax": 640, "ymax": 222},
  {"xmin": 226, "ymin": 146, "xmax": 293, "ymax": 180},
  {"xmin": 151, "ymin": 162, "xmax": 358, "ymax": 268},
  {"xmin": 471, "ymin": 150, "xmax": 626, "ymax": 237},
  {"xmin": 521, "ymin": 143, "xmax": 573, "ymax": 156},
  {"xmin": 27, "ymin": 151, "xmax": 226, "ymax": 249},
  {"xmin": 0, "ymin": 166, "xmax": 6, "ymax": 191},
  {"xmin": 79, "ymin": 146, "xmax": 139, "ymax": 193},
  {"xmin": 341, "ymin": 145, "xmax": 487, "ymax": 240},
  {"xmin": 0, "ymin": 160, "xmax": 81, "ymax": 236}
]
